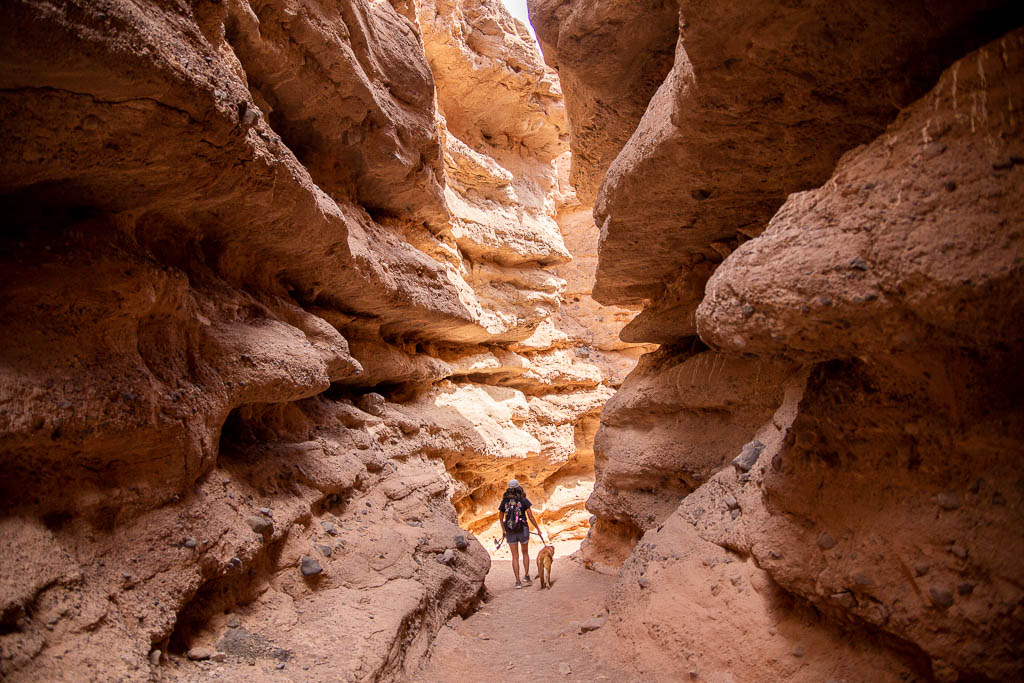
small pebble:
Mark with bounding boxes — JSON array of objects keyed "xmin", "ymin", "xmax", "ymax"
[
  {"xmin": 929, "ymin": 586, "xmax": 954, "ymax": 609},
  {"xmin": 276, "ymin": 661, "xmax": 286, "ymax": 670},
  {"xmin": 300, "ymin": 555, "xmax": 323, "ymax": 576},
  {"xmin": 852, "ymin": 571, "xmax": 875, "ymax": 587},
  {"xmin": 817, "ymin": 532, "xmax": 837, "ymax": 550},
  {"xmin": 183, "ymin": 537, "xmax": 197, "ymax": 549},
  {"xmin": 732, "ymin": 441, "xmax": 764, "ymax": 473},
  {"xmin": 187, "ymin": 647, "xmax": 215, "ymax": 661},
  {"xmin": 246, "ymin": 516, "xmax": 273, "ymax": 535},
  {"xmin": 831, "ymin": 591, "xmax": 856, "ymax": 609}
]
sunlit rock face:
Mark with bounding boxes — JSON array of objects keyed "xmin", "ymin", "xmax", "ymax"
[
  {"xmin": 0, "ymin": 0, "xmax": 643, "ymax": 679},
  {"xmin": 535, "ymin": 0, "xmax": 1024, "ymax": 678}
]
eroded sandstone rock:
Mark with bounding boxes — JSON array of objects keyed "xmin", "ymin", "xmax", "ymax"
[
  {"xmin": 0, "ymin": 0, "xmax": 643, "ymax": 679},
  {"xmin": 536, "ymin": 0, "xmax": 1024, "ymax": 679}
]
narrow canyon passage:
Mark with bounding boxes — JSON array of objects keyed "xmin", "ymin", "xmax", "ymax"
[
  {"xmin": 1, "ymin": 0, "xmax": 1023, "ymax": 682},
  {"xmin": 414, "ymin": 558, "xmax": 635, "ymax": 683}
]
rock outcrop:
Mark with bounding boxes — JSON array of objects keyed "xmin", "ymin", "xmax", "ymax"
[
  {"xmin": 535, "ymin": 0, "xmax": 1024, "ymax": 679},
  {"xmin": 0, "ymin": 0, "xmax": 642, "ymax": 679}
]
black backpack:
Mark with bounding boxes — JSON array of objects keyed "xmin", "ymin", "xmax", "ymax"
[{"xmin": 504, "ymin": 497, "xmax": 526, "ymax": 533}]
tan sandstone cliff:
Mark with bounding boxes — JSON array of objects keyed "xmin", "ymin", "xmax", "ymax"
[
  {"xmin": 534, "ymin": 0, "xmax": 1024, "ymax": 680},
  {"xmin": 0, "ymin": 0, "xmax": 638, "ymax": 680}
]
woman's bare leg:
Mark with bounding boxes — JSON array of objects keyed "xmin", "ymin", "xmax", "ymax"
[
  {"xmin": 521, "ymin": 542, "xmax": 531, "ymax": 580},
  {"xmin": 511, "ymin": 543, "xmax": 521, "ymax": 583}
]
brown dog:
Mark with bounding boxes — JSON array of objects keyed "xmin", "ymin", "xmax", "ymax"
[{"xmin": 536, "ymin": 545, "xmax": 554, "ymax": 589}]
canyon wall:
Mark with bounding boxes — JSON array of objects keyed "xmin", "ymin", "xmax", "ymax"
[
  {"xmin": 0, "ymin": 0, "xmax": 638, "ymax": 679},
  {"xmin": 534, "ymin": 0, "xmax": 1024, "ymax": 680}
]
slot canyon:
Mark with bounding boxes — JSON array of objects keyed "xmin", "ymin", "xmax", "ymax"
[{"xmin": 0, "ymin": 0, "xmax": 1021, "ymax": 680}]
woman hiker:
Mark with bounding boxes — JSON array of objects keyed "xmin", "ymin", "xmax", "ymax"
[{"xmin": 499, "ymin": 479, "xmax": 544, "ymax": 588}]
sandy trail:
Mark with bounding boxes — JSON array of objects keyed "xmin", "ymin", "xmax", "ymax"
[{"xmin": 413, "ymin": 550, "xmax": 642, "ymax": 683}]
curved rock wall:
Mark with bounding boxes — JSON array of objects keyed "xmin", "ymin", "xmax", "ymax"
[
  {"xmin": 534, "ymin": 0, "xmax": 1024, "ymax": 679},
  {"xmin": 0, "ymin": 0, "xmax": 641, "ymax": 679}
]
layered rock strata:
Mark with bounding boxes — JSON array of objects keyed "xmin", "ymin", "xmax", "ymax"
[
  {"xmin": 535, "ymin": 0, "xmax": 1024, "ymax": 679},
  {"xmin": 0, "ymin": 0, "xmax": 640, "ymax": 680}
]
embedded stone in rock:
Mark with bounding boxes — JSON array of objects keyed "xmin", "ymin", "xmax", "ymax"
[
  {"xmin": 300, "ymin": 555, "xmax": 322, "ymax": 577},
  {"xmin": 723, "ymin": 496, "xmax": 740, "ymax": 511},
  {"xmin": 817, "ymin": 532, "xmax": 837, "ymax": 550},
  {"xmin": 357, "ymin": 393, "xmax": 386, "ymax": 417},
  {"xmin": 731, "ymin": 440, "xmax": 764, "ymax": 472},
  {"xmin": 246, "ymin": 516, "xmax": 273, "ymax": 535},
  {"xmin": 187, "ymin": 647, "xmax": 215, "ymax": 661},
  {"xmin": 579, "ymin": 616, "xmax": 606, "ymax": 633},
  {"xmin": 851, "ymin": 571, "xmax": 875, "ymax": 587},
  {"xmin": 436, "ymin": 549, "xmax": 456, "ymax": 566},
  {"xmin": 149, "ymin": 650, "xmax": 161, "ymax": 667},
  {"xmin": 320, "ymin": 521, "xmax": 338, "ymax": 536},
  {"xmin": 183, "ymin": 537, "xmax": 197, "ymax": 549},
  {"xmin": 929, "ymin": 586, "xmax": 955, "ymax": 609},
  {"xmin": 454, "ymin": 534, "xmax": 469, "ymax": 550},
  {"xmin": 831, "ymin": 590, "xmax": 856, "ymax": 609},
  {"xmin": 319, "ymin": 545, "xmax": 332, "ymax": 557}
]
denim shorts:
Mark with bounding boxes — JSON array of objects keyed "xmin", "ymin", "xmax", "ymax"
[{"xmin": 505, "ymin": 526, "xmax": 530, "ymax": 544}]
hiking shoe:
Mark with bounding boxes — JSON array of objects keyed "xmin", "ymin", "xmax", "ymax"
[
  {"xmin": 515, "ymin": 581, "xmax": 522, "ymax": 589},
  {"xmin": 522, "ymin": 575, "xmax": 532, "ymax": 586}
]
